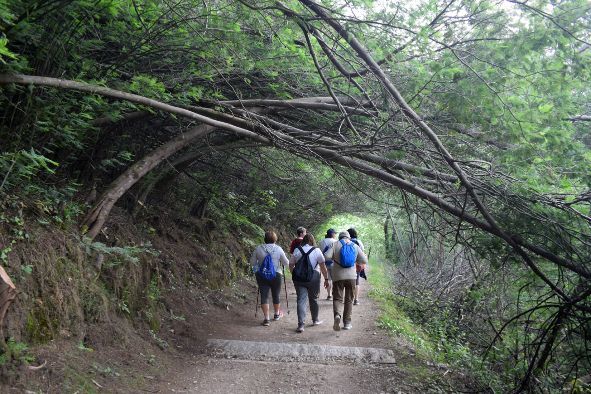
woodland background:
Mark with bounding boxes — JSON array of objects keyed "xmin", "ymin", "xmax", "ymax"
[{"xmin": 0, "ymin": 0, "xmax": 590, "ymax": 392}]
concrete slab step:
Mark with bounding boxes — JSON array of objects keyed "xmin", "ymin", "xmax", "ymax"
[{"xmin": 207, "ymin": 339, "xmax": 396, "ymax": 364}]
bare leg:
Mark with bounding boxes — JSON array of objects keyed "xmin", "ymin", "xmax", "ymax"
[
  {"xmin": 273, "ymin": 303, "xmax": 281, "ymax": 315},
  {"xmin": 261, "ymin": 303, "xmax": 270, "ymax": 319}
]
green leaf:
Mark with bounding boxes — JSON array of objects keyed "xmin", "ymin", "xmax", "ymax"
[{"xmin": 538, "ymin": 103, "xmax": 554, "ymax": 113}]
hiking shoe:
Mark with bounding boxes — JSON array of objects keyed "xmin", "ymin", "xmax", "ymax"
[
  {"xmin": 333, "ymin": 314, "xmax": 341, "ymax": 331},
  {"xmin": 353, "ymin": 299, "xmax": 359, "ymax": 305},
  {"xmin": 296, "ymin": 324, "xmax": 305, "ymax": 333},
  {"xmin": 262, "ymin": 319, "xmax": 270, "ymax": 326},
  {"xmin": 312, "ymin": 320, "xmax": 323, "ymax": 326},
  {"xmin": 326, "ymin": 295, "xmax": 332, "ymax": 300},
  {"xmin": 273, "ymin": 311, "xmax": 284, "ymax": 321},
  {"xmin": 343, "ymin": 322, "xmax": 353, "ymax": 330}
]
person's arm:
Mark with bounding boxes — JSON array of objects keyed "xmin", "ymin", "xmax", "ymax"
[
  {"xmin": 279, "ymin": 248, "xmax": 289, "ymax": 268},
  {"xmin": 319, "ymin": 261, "xmax": 329, "ymax": 288},
  {"xmin": 249, "ymin": 247, "xmax": 259, "ymax": 270},
  {"xmin": 355, "ymin": 245, "xmax": 368, "ymax": 264},
  {"xmin": 315, "ymin": 248, "xmax": 326, "ymax": 266},
  {"xmin": 288, "ymin": 253, "xmax": 297, "ymax": 271},
  {"xmin": 357, "ymin": 239, "xmax": 365, "ymax": 251}
]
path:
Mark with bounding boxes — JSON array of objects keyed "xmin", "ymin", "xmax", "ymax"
[{"xmin": 159, "ymin": 278, "xmax": 418, "ymax": 393}]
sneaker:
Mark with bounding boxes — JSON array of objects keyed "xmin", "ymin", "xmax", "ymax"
[
  {"xmin": 273, "ymin": 311, "xmax": 284, "ymax": 321},
  {"xmin": 333, "ymin": 314, "xmax": 341, "ymax": 331},
  {"xmin": 343, "ymin": 322, "xmax": 352, "ymax": 330},
  {"xmin": 326, "ymin": 296, "xmax": 332, "ymax": 300},
  {"xmin": 312, "ymin": 320, "xmax": 323, "ymax": 326},
  {"xmin": 262, "ymin": 319, "xmax": 270, "ymax": 326},
  {"xmin": 296, "ymin": 324, "xmax": 305, "ymax": 333},
  {"xmin": 353, "ymin": 299, "xmax": 359, "ymax": 305}
]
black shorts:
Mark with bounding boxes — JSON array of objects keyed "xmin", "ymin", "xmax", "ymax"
[{"xmin": 256, "ymin": 273, "xmax": 282, "ymax": 304}]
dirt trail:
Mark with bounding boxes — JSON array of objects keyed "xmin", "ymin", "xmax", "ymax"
[{"xmin": 158, "ymin": 279, "xmax": 423, "ymax": 394}]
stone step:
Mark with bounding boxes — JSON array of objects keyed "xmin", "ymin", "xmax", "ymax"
[{"xmin": 207, "ymin": 339, "xmax": 396, "ymax": 364}]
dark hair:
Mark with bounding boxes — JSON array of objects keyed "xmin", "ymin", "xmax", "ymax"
[
  {"xmin": 296, "ymin": 226, "xmax": 306, "ymax": 236},
  {"xmin": 302, "ymin": 233, "xmax": 316, "ymax": 246},
  {"xmin": 264, "ymin": 230, "xmax": 277, "ymax": 244},
  {"xmin": 347, "ymin": 228, "xmax": 358, "ymax": 238}
]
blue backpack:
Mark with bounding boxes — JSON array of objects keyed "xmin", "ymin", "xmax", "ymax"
[
  {"xmin": 339, "ymin": 239, "xmax": 357, "ymax": 268},
  {"xmin": 257, "ymin": 250, "xmax": 276, "ymax": 280}
]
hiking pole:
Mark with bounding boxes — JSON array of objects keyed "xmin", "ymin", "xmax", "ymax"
[
  {"xmin": 282, "ymin": 264, "xmax": 290, "ymax": 314},
  {"xmin": 255, "ymin": 286, "xmax": 259, "ymax": 318}
]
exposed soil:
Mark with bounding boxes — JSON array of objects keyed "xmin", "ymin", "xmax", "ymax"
[
  {"xmin": 10, "ymin": 270, "xmax": 464, "ymax": 393},
  {"xmin": 153, "ymin": 279, "xmax": 461, "ymax": 394}
]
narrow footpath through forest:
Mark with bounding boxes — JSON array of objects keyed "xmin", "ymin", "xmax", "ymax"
[{"xmin": 156, "ymin": 277, "xmax": 447, "ymax": 393}]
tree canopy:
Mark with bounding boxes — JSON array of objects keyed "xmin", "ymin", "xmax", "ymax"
[{"xmin": 1, "ymin": 0, "xmax": 590, "ymax": 390}]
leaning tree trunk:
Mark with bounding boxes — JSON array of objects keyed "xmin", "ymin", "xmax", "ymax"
[
  {"xmin": 1, "ymin": 74, "xmax": 586, "ymax": 280},
  {"xmin": 0, "ymin": 266, "xmax": 16, "ymax": 354},
  {"xmin": 83, "ymin": 124, "xmax": 216, "ymax": 239}
]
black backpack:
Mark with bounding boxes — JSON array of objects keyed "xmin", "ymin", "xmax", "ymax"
[{"xmin": 292, "ymin": 245, "xmax": 316, "ymax": 282}]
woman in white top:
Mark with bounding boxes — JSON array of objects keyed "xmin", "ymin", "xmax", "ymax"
[
  {"xmin": 250, "ymin": 230, "xmax": 289, "ymax": 326},
  {"xmin": 289, "ymin": 233, "xmax": 329, "ymax": 333}
]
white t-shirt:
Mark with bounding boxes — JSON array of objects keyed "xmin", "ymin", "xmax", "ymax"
[
  {"xmin": 290, "ymin": 244, "xmax": 325, "ymax": 272},
  {"xmin": 319, "ymin": 237, "xmax": 337, "ymax": 254},
  {"xmin": 351, "ymin": 238, "xmax": 365, "ymax": 251}
]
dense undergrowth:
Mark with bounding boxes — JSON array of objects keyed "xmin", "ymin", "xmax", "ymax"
[{"xmin": 315, "ymin": 214, "xmax": 500, "ymax": 390}]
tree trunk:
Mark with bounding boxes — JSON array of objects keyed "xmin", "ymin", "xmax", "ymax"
[{"xmin": 83, "ymin": 124, "xmax": 216, "ymax": 239}]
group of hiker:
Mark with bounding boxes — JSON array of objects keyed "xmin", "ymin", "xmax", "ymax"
[{"xmin": 249, "ymin": 226, "xmax": 368, "ymax": 333}]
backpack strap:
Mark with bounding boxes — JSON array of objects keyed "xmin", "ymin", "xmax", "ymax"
[
  {"xmin": 296, "ymin": 245, "xmax": 305, "ymax": 256},
  {"xmin": 298, "ymin": 246, "xmax": 319, "ymax": 268},
  {"xmin": 322, "ymin": 243, "xmax": 330, "ymax": 253},
  {"xmin": 263, "ymin": 244, "xmax": 274, "ymax": 258},
  {"xmin": 304, "ymin": 246, "xmax": 319, "ymax": 269}
]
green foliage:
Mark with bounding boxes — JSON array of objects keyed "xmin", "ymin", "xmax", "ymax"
[
  {"xmin": 0, "ymin": 338, "xmax": 35, "ymax": 366},
  {"xmin": 145, "ymin": 274, "xmax": 161, "ymax": 331},
  {"xmin": 83, "ymin": 239, "xmax": 158, "ymax": 268},
  {"xmin": 368, "ymin": 251, "xmax": 504, "ymax": 391},
  {"xmin": 0, "ymin": 149, "xmax": 58, "ymax": 191},
  {"xmin": 128, "ymin": 75, "xmax": 171, "ymax": 102},
  {"xmin": 0, "ymin": 1, "xmax": 589, "ymax": 391},
  {"xmin": 0, "ymin": 36, "xmax": 16, "ymax": 63},
  {"xmin": 313, "ymin": 212, "xmax": 385, "ymax": 259}
]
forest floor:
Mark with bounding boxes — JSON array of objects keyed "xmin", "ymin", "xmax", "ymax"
[
  {"xmin": 12, "ymin": 272, "xmax": 466, "ymax": 393},
  {"xmin": 154, "ymin": 277, "xmax": 463, "ymax": 394}
]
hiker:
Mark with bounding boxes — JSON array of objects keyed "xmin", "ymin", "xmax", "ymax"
[
  {"xmin": 289, "ymin": 226, "xmax": 306, "ymax": 254},
  {"xmin": 319, "ymin": 228, "xmax": 338, "ymax": 300},
  {"xmin": 324, "ymin": 231, "xmax": 368, "ymax": 331},
  {"xmin": 289, "ymin": 233, "xmax": 329, "ymax": 333},
  {"xmin": 347, "ymin": 227, "xmax": 367, "ymax": 306},
  {"xmin": 250, "ymin": 230, "xmax": 289, "ymax": 326}
]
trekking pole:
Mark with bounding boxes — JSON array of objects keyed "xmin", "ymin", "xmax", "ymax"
[
  {"xmin": 282, "ymin": 264, "xmax": 290, "ymax": 314},
  {"xmin": 255, "ymin": 286, "xmax": 259, "ymax": 318}
]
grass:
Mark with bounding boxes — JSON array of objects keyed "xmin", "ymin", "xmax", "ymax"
[
  {"xmin": 368, "ymin": 259, "xmax": 433, "ymax": 356},
  {"xmin": 314, "ymin": 213, "xmax": 500, "ymax": 391}
]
